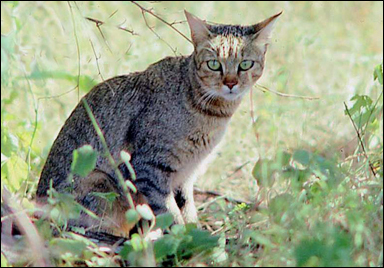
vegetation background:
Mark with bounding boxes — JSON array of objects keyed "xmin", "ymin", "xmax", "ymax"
[{"xmin": 1, "ymin": 1, "xmax": 383, "ymax": 267}]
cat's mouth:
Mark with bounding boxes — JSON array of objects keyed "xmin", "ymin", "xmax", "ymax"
[{"xmin": 219, "ymin": 85, "xmax": 243, "ymax": 101}]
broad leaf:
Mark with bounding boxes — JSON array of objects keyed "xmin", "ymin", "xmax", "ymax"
[{"xmin": 70, "ymin": 145, "xmax": 97, "ymax": 177}]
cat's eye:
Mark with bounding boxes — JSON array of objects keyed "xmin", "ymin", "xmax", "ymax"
[
  {"xmin": 207, "ymin": 60, "xmax": 221, "ymax": 71},
  {"xmin": 239, "ymin": 60, "xmax": 254, "ymax": 71}
]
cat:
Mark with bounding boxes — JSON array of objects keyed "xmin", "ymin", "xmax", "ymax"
[{"xmin": 36, "ymin": 10, "xmax": 281, "ymax": 237}]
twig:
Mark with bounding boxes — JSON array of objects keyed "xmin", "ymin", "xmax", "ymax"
[
  {"xmin": 255, "ymin": 83, "xmax": 320, "ymax": 100},
  {"xmin": 2, "ymin": 189, "xmax": 50, "ymax": 266},
  {"xmin": 85, "ymin": 17, "xmax": 112, "ymax": 52},
  {"xmin": 130, "ymin": 1, "xmax": 192, "ymax": 43},
  {"xmin": 89, "ymin": 39, "xmax": 115, "ymax": 95},
  {"xmin": 67, "ymin": 1, "xmax": 81, "ymax": 101},
  {"xmin": 361, "ymin": 90, "xmax": 383, "ymax": 138},
  {"xmin": 139, "ymin": 8, "xmax": 178, "ymax": 55},
  {"xmin": 194, "ymin": 187, "xmax": 252, "ymax": 206},
  {"xmin": 38, "ymin": 86, "xmax": 78, "ymax": 101},
  {"xmin": 82, "ymin": 99, "xmax": 136, "ymax": 209},
  {"xmin": 226, "ymin": 161, "xmax": 251, "ymax": 178},
  {"xmin": 89, "ymin": 40, "xmax": 105, "ymax": 82},
  {"xmin": 85, "ymin": 16, "xmax": 138, "ymax": 36},
  {"xmin": 250, "ymin": 86, "xmax": 256, "ymax": 123},
  {"xmin": 343, "ymin": 102, "xmax": 377, "ymax": 177}
]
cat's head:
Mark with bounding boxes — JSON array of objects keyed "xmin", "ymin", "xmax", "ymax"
[{"xmin": 185, "ymin": 11, "xmax": 281, "ymax": 102}]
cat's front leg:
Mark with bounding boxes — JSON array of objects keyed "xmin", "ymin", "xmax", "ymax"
[
  {"xmin": 175, "ymin": 179, "xmax": 199, "ymax": 225},
  {"xmin": 132, "ymin": 162, "xmax": 184, "ymax": 225}
]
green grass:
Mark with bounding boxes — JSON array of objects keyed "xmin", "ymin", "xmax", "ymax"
[{"xmin": 1, "ymin": 1, "xmax": 383, "ymax": 267}]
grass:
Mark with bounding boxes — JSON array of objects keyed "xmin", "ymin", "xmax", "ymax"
[{"xmin": 1, "ymin": 1, "xmax": 383, "ymax": 267}]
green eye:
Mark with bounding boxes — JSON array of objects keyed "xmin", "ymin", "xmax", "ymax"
[
  {"xmin": 207, "ymin": 60, "xmax": 221, "ymax": 71},
  {"xmin": 239, "ymin": 60, "xmax": 254, "ymax": 71}
]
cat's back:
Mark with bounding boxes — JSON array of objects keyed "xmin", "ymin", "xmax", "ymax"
[{"xmin": 36, "ymin": 55, "xmax": 192, "ymax": 198}]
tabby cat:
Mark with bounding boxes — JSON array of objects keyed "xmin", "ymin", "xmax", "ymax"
[{"xmin": 36, "ymin": 10, "xmax": 281, "ymax": 236}]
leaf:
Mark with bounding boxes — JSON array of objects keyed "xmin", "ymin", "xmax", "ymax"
[
  {"xmin": 70, "ymin": 145, "xmax": 98, "ymax": 177},
  {"xmin": 1, "ymin": 154, "xmax": 28, "ymax": 192},
  {"xmin": 252, "ymin": 159, "xmax": 274, "ymax": 187},
  {"xmin": 130, "ymin": 233, "xmax": 144, "ymax": 251},
  {"xmin": 373, "ymin": 63, "xmax": 383, "ymax": 85},
  {"xmin": 268, "ymin": 193, "xmax": 295, "ymax": 224},
  {"xmin": 293, "ymin": 150, "xmax": 311, "ymax": 167},
  {"xmin": 136, "ymin": 204, "xmax": 154, "ymax": 221},
  {"xmin": 155, "ymin": 213, "xmax": 174, "ymax": 230},
  {"xmin": 70, "ymin": 227, "xmax": 86, "ymax": 235},
  {"xmin": 125, "ymin": 180, "xmax": 137, "ymax": 193},
  {"xmin": 154, "ymin": 235, "xmax": 180, "ymax": 261},
  {"xmin": 49, "ymin": 238, "xmax": 87, "ymax": 257},
  {"xmin": 90, "ymin": 192, "xmax": 119, "ymax": 204},
  {"xmin": 120, "ymin": 150, "xmax": 131, "ymax": 162},
  {"xmin": 119, "ymin": 242, "xmax": 134, "ymax": 260},
  {"xmin": 295, "ymin": 238, "xmax": 326, "ymax": 267},
  {"xmin": 125, "ymin": 209, "xmax": 140, "ymax": 224},
  {"xmin": 26, "ymin": 70, "xmax": 97, "ymax": 93},
  {"xmin": 1, "ymin": 153, "xmax": 8, "ymax": 167},
  {"xmin": 171, "ymin": 224, "xmax": 186, "ymax": 236},
  {"xmin": 1, "ymin": 253, "xmax": 9, "ymax": 267},
  {"xmin": 276, "ymin": 150, "xmax": 292, "ymax": 167},
  {"xmin": 121, "ymin": 150, "xmax": 137, "ymax": 181},
  {"xmin": 245, "ymin": 231, "xmax": 275, "ymax": 249},
  {"xmin": 1, "ymin": 127, "xmax": 19, "ymax": 157},
  {"xmin": 346, "ymin": 95, "xmax": 373, "ymax": 119},
  {"xmin": 294, "ymin": 227, "xmax": 354, "ymax": 267},
  {"xmin": 178, "ymin": 227, "xmax": 219, "ymax": 258}
]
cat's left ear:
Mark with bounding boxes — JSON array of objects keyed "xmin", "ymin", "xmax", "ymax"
[{"xmin": 251, "ymin": 11, "xmax": 283, "ymax": 45}]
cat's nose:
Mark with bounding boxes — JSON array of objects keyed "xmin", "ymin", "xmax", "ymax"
[{"xmin": 224, "ymin": 81, "xmax": 238, "ymax": 90}]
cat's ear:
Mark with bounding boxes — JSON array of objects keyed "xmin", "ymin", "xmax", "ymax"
[
  {"xmin": 185, "ymin": 10, "xmax": 212, "ymax": 46},
  {"xmin": 251, "ymin": 11, "xmax": 282, "ymax": 45}
]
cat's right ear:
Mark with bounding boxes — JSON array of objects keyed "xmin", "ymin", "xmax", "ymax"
[{"xmin": 185, "ymin": 10, "xmax": 211, "ymax": 46}]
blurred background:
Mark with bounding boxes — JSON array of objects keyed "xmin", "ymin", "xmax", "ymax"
[{"xmin": 1, "ymin": 1, "xmax": 383, "ymax": 202}]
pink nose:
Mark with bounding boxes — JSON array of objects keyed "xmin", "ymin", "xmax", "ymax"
[{"xmin": 225, "ymin": 81, "xmax": 237, "ymax": 89}]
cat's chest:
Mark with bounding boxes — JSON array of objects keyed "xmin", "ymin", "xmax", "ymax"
[
  {"xmin": 183, "ymin": 121, "xmax": 226, "ymax": 155},
  {"xmin": 170, "ymin": 116, "xmax": 228, "ymax": 182}
]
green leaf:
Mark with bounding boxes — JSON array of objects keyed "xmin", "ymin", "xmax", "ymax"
[
  {"xmin": 121, "ymin": 150, "xmax": 137, "ymax": 181},
  {"xmin": 26, "ymin": 70, "xmax": 97, "ymax": 93},
  {"xmin": 1, "ymin": 154, "xmax": 28, "ymax": 192},
  {"xmin": 276, "ymin": 150, "xmax": 292, "ymax": 167},
  {"xmin": 1, "ymin": 127, "xmax": 19, "ymax": 157},
  {"xmin": 155, "ymin": 213, "xmax": 174, "ymax": 229},
  {"xmin": 373, "ymin": 63, "xmax": 383, "ymax": 85},
  {"xmin": 50, "ymin": 238, "xmax": 87, "ymax": 257},
  {"xmin": 154, "ymin": 235, "xmax": 180, "ymax": 261},
  {"xmin": 70, "ymin": 145, "xmax": 97, "ymax": 177},
  {"xmin": 125, "ymin": 209, "xmax": 140, "ymax": 224},
  {"xmin": 171, "ymin": 224, "xmax": 186, "ymax": 236},
  {"xmin": 268, "ymin": 194, "xmax": 295, "ymax": 224},
  {"xmin": 179, "ymin": 228, "xmax": 219, "ymax": 257},
  {"xmin": 1, "ymin": 153, "xmax": 9, "ymax": 167},
  {"xmin": 252, "ymin": 159, "xmax": 274, "ymax": 187},
  {"xmin": 136, "ymin": 204, "xmax": 154, "ymax": 221},
  {"xmin": 90, "ymin": 192, "xmax": 119, "ymax": 204},
  {"xmin": 293, "ymin": 150, "xmax": 311, "ymax": 167},
  {"xmin": 125, "ymin": 180, "xmax": 137, "ymax": 193},
  {"xmin": 295, "ymin": 238, "xmax": 326, "ymax": 267},
  {"xmin": 1, "ymin": 253, "xmax": 9, "ymax": 267},
  {"xmin": 120, "ymin": 150, "xmax": 131, "ymax": 162},
  {"xmin": 130, "ymin": 233, "xmax": 144, "ymax": 251},
  {"xmin": 119, "ymin": 242, "xmax": 134, "ymax": 260},
  {"xmin": 70, "ymin": 227, "xmax": 86, "ymax": 235},
  {"xmin": 347, "ymin": 95, "xmax": 373, "ymax": 119}
]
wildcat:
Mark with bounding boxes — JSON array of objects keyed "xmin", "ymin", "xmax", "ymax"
[{"xmin": 36, "ymin": 10, "xmax": 281, "ymax": 236}]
